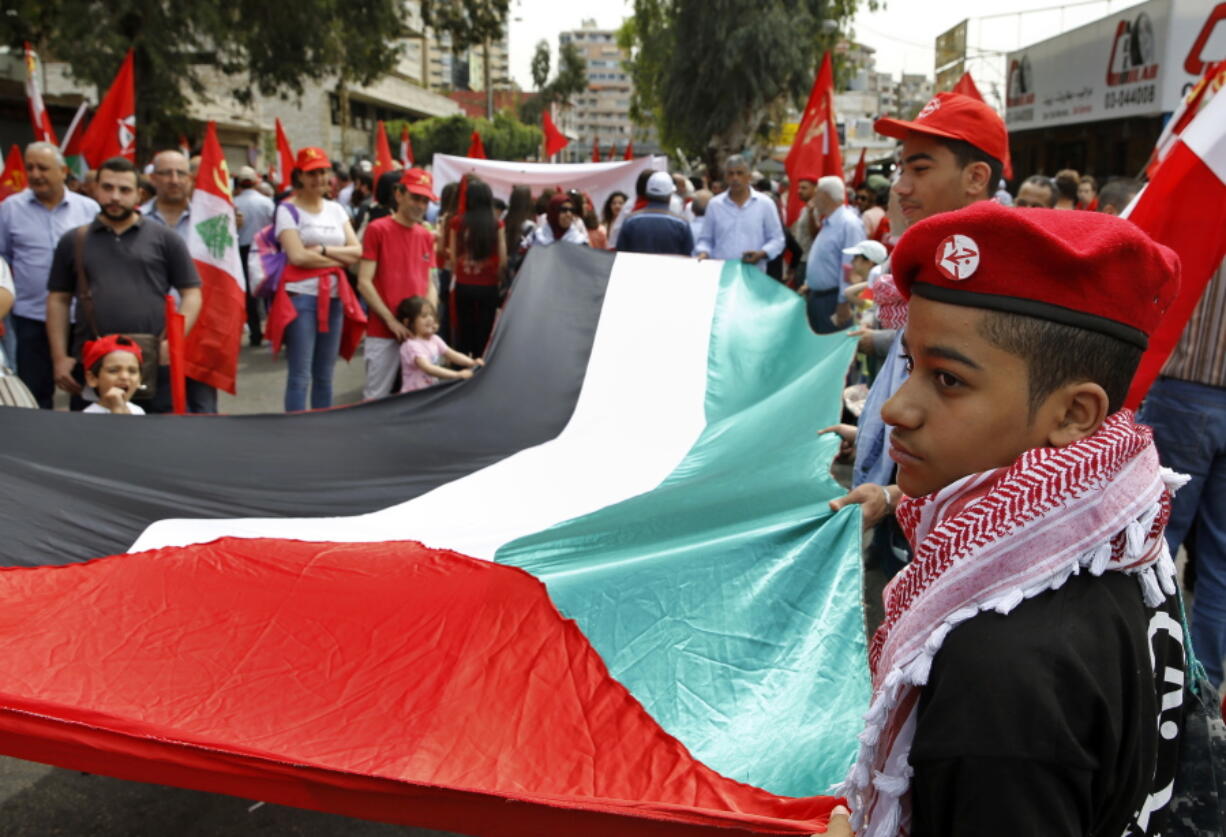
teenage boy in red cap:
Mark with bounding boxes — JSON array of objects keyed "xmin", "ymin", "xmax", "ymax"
[
  {"xmin": 356, "ymin": 168, "xmax": 439, "ymax": 399},
  {"xmin": 824, "ymin": 92, "xmax": 1011, "ymax": 577},
  {"xmin": 836, "ymin": 201, "xmax": 1187, "ymax": 837}
]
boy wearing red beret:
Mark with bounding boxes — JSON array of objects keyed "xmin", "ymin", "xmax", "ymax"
[{"xmin": 839, "ymin": 201, "xmax": 1188, "ymax": 836}]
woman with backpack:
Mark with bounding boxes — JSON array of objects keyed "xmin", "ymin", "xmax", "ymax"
[{"xmin": 265, "ymin": 148, "xmax": 366, "ymax": 412}]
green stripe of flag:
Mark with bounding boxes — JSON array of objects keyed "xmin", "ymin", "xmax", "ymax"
[{"xmin": 497, "ymin": 261, "xmax": 868, "ymax": 797}]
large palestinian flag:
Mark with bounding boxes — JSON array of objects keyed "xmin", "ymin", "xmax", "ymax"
[{"xmin": 0, "ymin": 245, "xmax": 868, "ymax": 834}]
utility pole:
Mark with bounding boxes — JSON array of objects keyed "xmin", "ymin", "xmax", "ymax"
[{"xmin": 484, "ymin": 38, "xmax": 493, "ymax": 119}]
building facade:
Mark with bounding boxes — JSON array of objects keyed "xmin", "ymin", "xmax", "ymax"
[
  {"xmin": 557, "ymin": 20, "xmax": 656, "ymax": 162},
  {"xmin": 1005, "ymin": 0, "xmax": 1215, "ymax": 182}
]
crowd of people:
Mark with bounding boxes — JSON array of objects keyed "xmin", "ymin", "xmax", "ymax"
[{"xmin": 0, "ymin": 125, "xmax": 1152, "ymax": 419}]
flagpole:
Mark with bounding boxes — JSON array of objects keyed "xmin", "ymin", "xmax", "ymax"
[{"xmin": 60, "ymin": 103, "xmax": 88, "ymax": 152}]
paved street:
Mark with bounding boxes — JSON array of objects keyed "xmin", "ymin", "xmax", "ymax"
[
  {"xmin": 217, "ymin": 337, "xmax": 368, "ymax": 415},
  {"xmin": 21, "ymin": 340, "xmax": 466, "ymax": 836}
]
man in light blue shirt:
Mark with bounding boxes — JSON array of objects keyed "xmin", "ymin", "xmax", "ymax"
[
  {"xmin": 0, "ymin": 142, "xmax": 99, "ymax": 407},
  {"xmin": 694, "ymin": 155, "xmax": 784, "ymax": 273},
  {"xmin": 803, "ymin": 176, "xmax": 865, "ymax": 334}
]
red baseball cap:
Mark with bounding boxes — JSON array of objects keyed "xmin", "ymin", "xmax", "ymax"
[
  {"xmin": 400, "ymin": 167, "xmax": 438, "ymax": 202},
  {"xmin": 83, "ymin": 334, "xmax": 143, "ymax": 372},
  {"xmin": 295, "ymin": 147, "xmax": 331, "ymax": 172},
  {"xmin": 874, "ymin": 92, "xmax": 1012, "ymax": 180},
  {"xmin": 890, "ymin": 201, "xmax": 1180, "ymax": 349}
]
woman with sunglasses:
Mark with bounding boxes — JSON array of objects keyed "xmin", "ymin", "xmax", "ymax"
[{"xmin": 530, "ymin": 193, "xmax": 590, "ymax": 247}]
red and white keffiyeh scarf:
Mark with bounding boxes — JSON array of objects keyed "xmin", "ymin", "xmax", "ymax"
[
  {"xmin": 869, "ymin": 273, "xmax": 907, "ymax": 330},
  {"xmin": 839, "ymin": 411, "xmax": 1187, "ymax": 836}
]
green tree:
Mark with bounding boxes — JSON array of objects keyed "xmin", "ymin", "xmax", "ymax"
[
  {"xmin": 530, "ymin": 40, "xmax": 551, "ymax": 91},
  {"xmin": 518, "ymin": 41, "xmax": 588, "ymax": 128},
  {"xmin": 389, "ymin": 114, "xmax": 541, "ymax": 164},
  {"xmin": 621, "ymin": 0, "xmax": 870, "ymax": 175},
  {"xmin": 420, "ymin": 0, "xmax": 510, "ymax": 54},
  {"xmin": 2, "ymin": 0, "xmax": 412, "ymax": 159}
]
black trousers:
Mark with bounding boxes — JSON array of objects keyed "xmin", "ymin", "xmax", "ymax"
[
  {"xmin": 453, "ymin": 283, "xmax": 499, "ymax": 358},
  {"xmin": 239, "ymin": 244, "xmax": 263, "ymax": 345}
]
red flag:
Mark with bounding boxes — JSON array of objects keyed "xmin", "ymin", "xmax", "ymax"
[
  {"xmin": 851, "ymin": 147, "xmax": 867, "ymax": 189},
  {"xmin": 183, "ymin": 122, "xmax": 246, "ymax": 395},
  {"xmin": 542, "ymin": 109, "xmax": 569, "ymax": 158},
  {"xmin": 164, "ymin": 295, "xmax": 187, "ymax": 415},
  {"xmin": 591, "ymin": 137, "xmax": 601, "ymax": 163},
  {"xmin": 952, "ymin": 71, "xmax": 984, "ymax": 102},
  {"xmin": 78, "ymin": 50, "xmax": 135, "ymax": 168},
  {"xmin": 400, "ymin": 124, "xmax": 414, "ymax": 166},
  {"xmin": 0, "ymin": 146, "xmax": 27, "ymax": 201},
  {"xmin": 373, "ymin": 120, "xmax": 395, "ymax": 184},
  {"xmin": 23, "ymin": 44, "xmax": 57, "ymax": 145},
  {"xmin": 785, "ymin": 52, "xmax": 842, "ymax": 226},
  {"xmin": 178, "ymin": 135, "xmax": 191, "ymax": 158},
  {"xmin": 467, "ymin": 131, "xmax": 487, "ymax": 159},
  {"xmin": 1124, "ymin": 74, "xmax": 1226, "ymax": 409},
  {"xmin": 623, "ymin": 139, "xmax": 634, "ymax": 160},
  {"xmin": 274, "ymin": 118, "xmax": 295, "ymax": 192}
]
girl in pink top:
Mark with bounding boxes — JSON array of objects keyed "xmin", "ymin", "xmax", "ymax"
[{"xmin": 396, "ymin": 296, "xmax": 483, "ymax": 393}]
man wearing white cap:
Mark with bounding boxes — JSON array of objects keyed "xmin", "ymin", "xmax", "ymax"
[
  {"xmin": 235, "ymin": 165, "xmax": 274, "ymax": 347},
  {"xmin": 615, "ymin": 171, "xmax": 694, "ymax": 257}
]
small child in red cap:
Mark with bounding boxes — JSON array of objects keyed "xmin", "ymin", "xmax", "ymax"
[
  {"xmin": 82, "ymin": 335, "xmax": 146, "ymax": 415},
  {"xmin": 837, "ymin": 201, "xmax": 1190, "ymax": 836}
]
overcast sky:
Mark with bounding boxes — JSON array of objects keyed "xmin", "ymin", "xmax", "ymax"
[{"xmin": 506, "ymin": 0, "xmax": 1140, "ymax": 93}]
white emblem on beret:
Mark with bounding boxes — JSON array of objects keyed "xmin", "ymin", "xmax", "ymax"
[
  {"xmin": 917, "ymin": 97, "xmax": 941, "ymax": 119},
  {"xmin": 935, "ymin": 234, "xmax": 980, "ymax": 281}
]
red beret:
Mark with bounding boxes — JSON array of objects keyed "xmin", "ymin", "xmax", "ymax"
[
  {"xmin": 874, "ymin": 92, "xmax": 1012, "ymax": 180},
  {"xmin": 83, "ymin": 334, "xmax": 143, "ymax": 372},
  {"xmin": 890, "ymin": 201, "xmax": 1180, "ymax": 348}
]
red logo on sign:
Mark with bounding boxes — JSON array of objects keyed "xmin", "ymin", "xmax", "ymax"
[
  {"xmin": 1106, "ymin": 12, "xmax": 1159, "ymax": 87},
  {"xmin": 934, "ymin": 235, "xmax": 980, "ymax": 281},
  {"xmin": 1186, "ymin": 3, "xmax": 1226, "ymax": 76}
]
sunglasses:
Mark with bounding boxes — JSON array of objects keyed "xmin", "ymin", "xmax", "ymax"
[{"xmin": 559, "ymin": 205, "xmax": 575, "ymax": 213}]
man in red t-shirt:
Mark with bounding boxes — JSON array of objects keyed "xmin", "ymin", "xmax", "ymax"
[{"xmin": 357, "ymin": 168, "xmax": 439, "ymax": 399}]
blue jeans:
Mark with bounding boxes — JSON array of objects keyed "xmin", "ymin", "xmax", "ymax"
[
  {"xmin": 12, "ymin": 314, "xmax": 55, "ymax": 409},
  {"xmin": 1140, "ymin": 377, "xmax": 1226, "ymax": 685},
  {"xmin": 283, "ymin": 293, "xmax": 343, "ymax": 412}
]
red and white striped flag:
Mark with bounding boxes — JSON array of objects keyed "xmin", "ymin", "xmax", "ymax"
[
  {"xmin": 23, "ymin": 43, "xmax": 57, "ymax": 145},
  {"xmin": 1124, "ymin": 64, "xmax": 1226, "ymax": 408},
  {"xmin": 184, "ymin": 122, "xmax": 245, "ymax": 395}
]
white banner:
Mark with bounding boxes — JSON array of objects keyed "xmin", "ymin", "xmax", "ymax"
[
  {"xmin": 430, "ymin": 154, "xmax": 667, "ymax": 217},
  {"xmin": 1006, "ymin": 0, "xmax": 1224, "ymax": 131}
]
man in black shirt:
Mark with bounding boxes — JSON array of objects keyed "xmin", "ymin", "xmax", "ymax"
[{"xmin": 45, "ymin": 156, "xmax": 201, "ymax": 413}]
